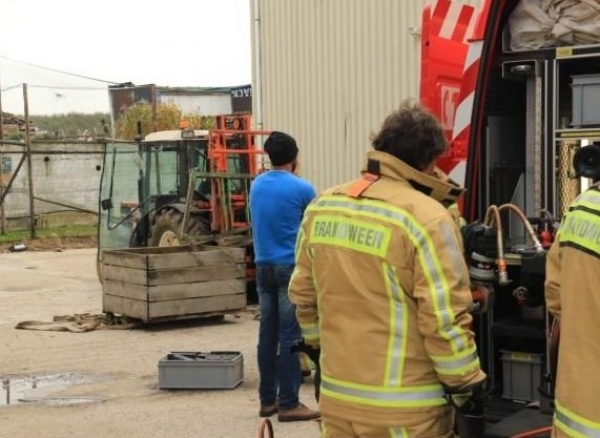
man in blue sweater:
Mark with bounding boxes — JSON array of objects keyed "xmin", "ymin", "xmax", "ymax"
[{"xmin": 249, "ymin": 131, "xmax": 319, "ymax": 422}]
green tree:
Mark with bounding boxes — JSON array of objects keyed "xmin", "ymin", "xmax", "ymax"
[{"xmin": 32, "ymin": 112, "xmax": 111, "ymax": 138}]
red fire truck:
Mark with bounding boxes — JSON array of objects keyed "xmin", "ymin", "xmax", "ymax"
[{"xmin": 421, "ymin": 1, "xmax": 600, "ymax": 436}]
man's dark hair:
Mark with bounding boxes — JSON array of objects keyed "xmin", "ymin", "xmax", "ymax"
[
  {"xmin": 371, "ymin": 100, "xmax": 448, "ymax": 171},
  {"xmin": 264, "ymin": 131, "xmax": 298, "ymax": 166}
]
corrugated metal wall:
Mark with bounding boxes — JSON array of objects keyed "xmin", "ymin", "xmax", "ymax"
[{"xmin": 252, "ymin": 0, "xmax": 481, "ymax": 191}]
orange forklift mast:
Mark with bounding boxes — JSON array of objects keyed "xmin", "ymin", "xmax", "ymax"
[{"xmin": 205, "ymin": 114, "xmax": 270, "ymax": 233}]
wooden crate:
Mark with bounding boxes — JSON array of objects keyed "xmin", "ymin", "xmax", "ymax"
[{"xmin": 102, "ymin": 245, "xmax": 247, "ymax": 323}]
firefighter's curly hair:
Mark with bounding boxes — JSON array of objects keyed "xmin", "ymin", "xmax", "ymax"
[{"xmin": 371, "ymin": 99, "xmax": 448, "ymax": 171}]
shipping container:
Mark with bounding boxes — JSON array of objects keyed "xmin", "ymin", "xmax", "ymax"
[{"xmin": 251, "ymin": 0, "xmax": 482, "ymax": 191}]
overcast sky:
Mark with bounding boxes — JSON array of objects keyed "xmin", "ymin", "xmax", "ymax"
[{"xmin": 0, "ymin": 0, "xmax": 252, "ymax": 115}]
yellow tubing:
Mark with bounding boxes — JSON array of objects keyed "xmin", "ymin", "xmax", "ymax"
[
  {"xmin": 498, "ymin": 203, "xmax": 544, "ymax": 252},
  {"xmin": 483, "ymin": 205, "xmax": 509, "ymax": 285}
]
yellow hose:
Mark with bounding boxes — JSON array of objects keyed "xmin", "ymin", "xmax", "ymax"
[
  {"xmin": 481, "ymin": 203, "xmax": 545, "ymax": 285},
  {"xmin": 483, "ymin": 205, "xmax": 509, "ymax": 285},
  {"xmin": 498, "ymin": 203, "xmax": 544, "ymax": 253}
]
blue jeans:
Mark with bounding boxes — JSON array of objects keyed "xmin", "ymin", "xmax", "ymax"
[{"xmin": 256, "ymin": 264, "xmax": 302, "ymax": 410}]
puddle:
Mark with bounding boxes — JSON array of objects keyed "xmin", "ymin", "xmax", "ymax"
[
  {"xmin": 17, "ymin": 395, "xmax": 104, "ymax": 406},
  {"xmin": 0, "ymin": 373, "xmax": 107, "ymax": 406}
]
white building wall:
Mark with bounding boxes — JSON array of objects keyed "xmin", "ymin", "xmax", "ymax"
[{"xmin": 252, "ymin": 0, "xmax": 482, "ymax": 191}]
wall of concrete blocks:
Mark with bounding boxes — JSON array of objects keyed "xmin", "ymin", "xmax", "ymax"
[{"xmin": 1, "ymin": 142, "xmax": 104, "ymax": 231}]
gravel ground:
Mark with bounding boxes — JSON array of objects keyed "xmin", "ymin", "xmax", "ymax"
[{"xmin": 0, "ymin": 248, "xmax": 319, "ymax": 438}]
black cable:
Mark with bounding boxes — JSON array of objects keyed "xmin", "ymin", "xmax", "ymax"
[
  {"xmin": 2, "ymin": 83, "xmax": 107, "ymax": 93},
  {"xmin": 0, "ymin": 54, "xmax": 120, "ymax": 84},
  {"xmin": 1, "ymin": 83, "xmax": 22, "ymax": 93},
  {"xmin": 28, "ymin": 84, "xmax": 107, "ymax": 91}
]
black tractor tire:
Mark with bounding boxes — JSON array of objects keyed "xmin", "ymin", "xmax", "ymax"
[{"xmin": 148, "ymin": 207, "xmax": 210, "ymax": 247}]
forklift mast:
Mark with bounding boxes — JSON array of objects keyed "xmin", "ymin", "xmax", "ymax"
[{"xmin": 202, "ymin": 114, "xmax": 270, "ymax": 233}]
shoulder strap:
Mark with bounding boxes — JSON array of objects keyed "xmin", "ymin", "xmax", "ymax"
[{"xmin": 347, "ymin": 158, "xmax": 380, "ymax": 198}]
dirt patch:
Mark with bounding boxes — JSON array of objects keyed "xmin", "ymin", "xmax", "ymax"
[{"xmin": 0, "ymin": 235, "xmax": 97, "ymax": 253}]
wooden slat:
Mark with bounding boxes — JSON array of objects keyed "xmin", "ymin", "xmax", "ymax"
[
  {"xmin": 102, "ymin": 246, "xmax": 245, "ymax": 270},
  {"xmin": 147, "ymin": 247, "xmax": 245, "ymax": 270},
  {"xmin": 148, "ymin": 293, "xmax": 247, "ymax": 319},
  {"xmin": 104, "ymin": 265, "xmax": 147, "ymax": 286},
  {"xmin": 148, "ymin": 279, "xmax": 246, "ymax": 302},
  {"xmin": 107, "ymin": 246, "xmax": 194, "ymax": 256},
  {"xmin": 103, "ymin": 250, "xmax": 148, "ymax": 270},
  {"xmin": 147, "ymin": 264, "xmax": 245, "ymax": 286},
  {"xmin": 103, "ymin": 280, "xmax": 148, "ymax": 301},
  {"xmin": 103, "ymin": 294, "xmax": 149, "ymax": 322}
]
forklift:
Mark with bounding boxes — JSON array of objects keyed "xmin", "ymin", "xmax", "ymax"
[{"xmin": 96, "ymin": 114, "xmax": 270, "ymax": 304}]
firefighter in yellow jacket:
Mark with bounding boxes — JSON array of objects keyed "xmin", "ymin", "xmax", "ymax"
[
  {"xmin": 289, "ymin": 100, "xmax": 487, "ymax": 438},
  {"xmin": 545, "ymin": 152, "xmax": 600, "ymax": 437}
]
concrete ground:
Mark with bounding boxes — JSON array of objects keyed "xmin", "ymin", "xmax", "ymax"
[{"xmin": 0, "ymin": 248, "xmax": 319, "ymax": 438}]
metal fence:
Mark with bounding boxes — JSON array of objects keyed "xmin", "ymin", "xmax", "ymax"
[{"xmin": 0, "ymin": 139, "xmax": 104, "ymax": 235}]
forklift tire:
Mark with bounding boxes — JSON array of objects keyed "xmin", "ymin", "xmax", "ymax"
[{"xmin": 148, "ymin": 207, "xmax": 210, "ymax": 247}]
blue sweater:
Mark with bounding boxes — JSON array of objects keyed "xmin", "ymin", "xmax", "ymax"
[{"xmin": 249, "ymin": 170, "xmax": 316, "ymax": 265}]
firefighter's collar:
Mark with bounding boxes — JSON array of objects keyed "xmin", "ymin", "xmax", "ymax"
[{"xmin": 361, "ymin": 150, "xmax": 466, "ymax": 207}]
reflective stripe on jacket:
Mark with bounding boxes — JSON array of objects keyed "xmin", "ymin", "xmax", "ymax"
[
  {"xmin": 546, "ymin": 186, "xmax": 600, "ymax": 437},
  {"xmin": 554, "ymin": 401, "xmax": 600, "ymax": 438},
  {"xmin": 289, "ymin": 151, "xmax": 485, "ymax": 427}
]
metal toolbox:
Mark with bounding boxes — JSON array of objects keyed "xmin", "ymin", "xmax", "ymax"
[
  {"xmin": 158, "ymin": 351, "xmax": 244, "ymax": 390},
  {"xmin": 571, "ymin": 74, "xmax": 600, "ymax": 127},
  {"xmin": 500, "ymin": 350, "xmax": 544, "ymax": 402}
]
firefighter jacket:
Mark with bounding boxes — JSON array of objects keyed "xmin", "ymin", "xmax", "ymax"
[
  {"xmin": 431, "ymin": 166, "xmax": 467, "ymax": 231},
  {"xmin": 545, "ymin": 185, "xmax": 600, "ymax": 438},
  {"xmin": 289, "ymin": 150, "xmax": 486, "ymax": 428}
]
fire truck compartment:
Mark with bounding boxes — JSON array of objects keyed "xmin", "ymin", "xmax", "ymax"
[{"xmin": 571, "ymin": 74, "xmax": 600, "ymax": 127}]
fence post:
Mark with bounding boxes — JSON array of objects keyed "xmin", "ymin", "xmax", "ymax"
[
  {"xmin": 0, "ymin": 143, "xmax": 5, "ymax": 236},
  {"xmin": 0, "ymin": 145, "xmax": 4, "ymax": 235},
  {"xmin": 0, "ymin": 68, "xmax": 5, "ymax": 235},
  {"xmin": 23, "ymin": 83, "xmax": 36, "ymax": 239}
]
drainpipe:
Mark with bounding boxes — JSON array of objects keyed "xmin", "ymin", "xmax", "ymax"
[{"xmin": 252, "ymin": 0, "xmax": 264, "ymax": 137}]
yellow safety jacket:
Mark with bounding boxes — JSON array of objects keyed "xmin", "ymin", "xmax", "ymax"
[
  {"xmin": 289, "ymin": 151, "xmax": 486, "ymax": 428},
  {"xmin": 432, "ymin": 166, "xmax": 467, "ymax": 234},
  {"xmin": 545, "ymin": 185, "xmax": 600, "ymax": 438}
]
